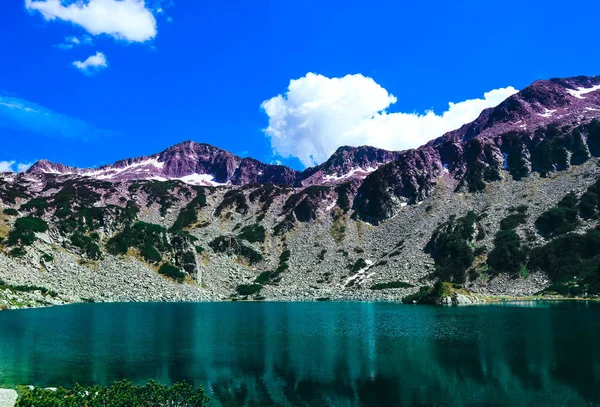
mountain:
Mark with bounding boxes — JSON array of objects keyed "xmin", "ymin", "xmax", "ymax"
[
  {"xmin": 353, "ymin": 75, "xmax": 600, "ymax": 223},
  {"xmin": 27, "ymin": 141, "xmax": 399, "ymax": 187},
  {"xmin": 28, "ymin": 141, "xmax": 301, "ymax": 186},
  {"xmin": 3, "ymin": 74, "xmax": 600, "ymax": 309}
]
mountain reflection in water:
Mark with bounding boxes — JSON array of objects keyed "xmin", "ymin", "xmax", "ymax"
[{"xmin": 0, "ymin": 301, "xmax": 598, "ymax": 406}]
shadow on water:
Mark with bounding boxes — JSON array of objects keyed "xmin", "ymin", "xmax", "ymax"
[{"xmin": 0, "ymin": 301, "xmax": 599, "ymax": 406}]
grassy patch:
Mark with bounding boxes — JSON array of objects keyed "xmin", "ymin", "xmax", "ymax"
[{"xmin": 158, "ymin": 262, "xmax": 185, "ymax": 282}]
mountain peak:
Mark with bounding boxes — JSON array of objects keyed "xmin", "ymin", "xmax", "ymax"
[{"xmin": 25, "ymin": 75, "xmax": 600, "ymax": 192}]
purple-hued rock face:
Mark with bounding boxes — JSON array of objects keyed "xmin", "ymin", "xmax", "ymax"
[
  {"xmin": 353, "ymin": 75, "xmax": 600, "ymax": 222},
  {"xmin": 27, "ymin": 140, "xmax": 399, "ymax": 187},
  {"xmin": 300, "ymin": 145, "xmax": 402, "ymax": 186},
  {"xmin": 26, "ymin": 75, "xmax": 600, "ymax": 223},
  {"xmin": 28, "ymin": 141, "xmax": 305, "ymax": 186}
]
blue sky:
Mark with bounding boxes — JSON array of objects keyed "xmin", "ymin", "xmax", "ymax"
[{"xmin": 1, "ymin": 0, "xmax": 600, "ymax": 171}]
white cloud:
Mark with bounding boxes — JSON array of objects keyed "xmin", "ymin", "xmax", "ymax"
[
  {"xmin": 17, "ymin": 162, "xmax": 34, "ymax": 172},
  {"xmin": 73, "ymin": 52, "xmax": 108, "ymax": 74},
  {"xmin": 0, "ymin": 161, "xmax": 15, "ymax": 172},
  {"xmin": 55, "ymin": 34, "xmax": 94, "ymax": 50},
  {"xmin": 25, "ymin": 0, "xmax": 157, "ymax": 43},
  {"xmin": 261, "ymin": 73, "xmax": 518, "ymax": 167},
  {"xmin": 0, "ymin": 161, "xmax": 33, "ymax": 173},
  {"xmin": 0, "ymin": 94, "xmax": 112, "ymax": 140}
]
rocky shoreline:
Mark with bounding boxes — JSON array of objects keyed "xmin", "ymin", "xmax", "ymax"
[{"xmin": 2, "ymin": 284, "xmax": 597, "ymax": 312}]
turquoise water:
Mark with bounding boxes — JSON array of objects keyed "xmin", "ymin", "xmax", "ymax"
[{"xmin": 0, "ymin": 301, "xmax": 599, "ymax": 406}]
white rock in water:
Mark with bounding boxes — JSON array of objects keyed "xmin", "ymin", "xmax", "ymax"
[{"xmin": 0, "ymin": 389, "xmax": 18, "ymax": 407}]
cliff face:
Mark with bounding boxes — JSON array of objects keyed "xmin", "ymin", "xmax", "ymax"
[{"xmin": 2, "ymin": 75, "xmax": 600, "ymax": 306}]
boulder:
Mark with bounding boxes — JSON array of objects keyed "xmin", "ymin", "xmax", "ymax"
[{"xmin": 0, "ymin": 389, "xmax": 18, "ymax": 407}]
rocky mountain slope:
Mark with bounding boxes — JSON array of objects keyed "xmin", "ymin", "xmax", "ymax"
[{"xmin": 3, "ymin": 74, "xmax": 600, "ymax": 308}]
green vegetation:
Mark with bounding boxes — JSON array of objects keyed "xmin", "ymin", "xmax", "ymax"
[
  {"xmin": 528, "ymin": 226, "xmax": 600, "ymax": 293},
  {"xmin": 130, "ymin": 180, "xmax": 182, "ymax": 217},
  {"xmin": 280, "ymin": 249, "xmax": 291, "ymax": 263},
  {"xmin": 487, "ymin": 209, "xmax": 529, "ymax": 276},
  {"xmin": 254, "ymin": 248, "xmax": 291, "ymax": 285},
  {"xmin": 508, "ymin": 204, "xmax": 528, "ymax": 214},
  {"xmin": 535, "ymin": 192, "xmax": 579, "ymax": 237},
  {"xmin": 236, "ymin": 284, "xmax": 262, "ymax": 296},
  {"xmin": 500, "ymin": 213, "xmax": 527, "ymax": 231},
  {"xmin": 16, "ymin": 380, "xmax": 209, "ymax": 407},
  {"xmin": 2, "ymin": 208, "xmax": 18, "ymax": 216},
  {"xmin": 274, "ymin": 213, "xmax": 295, "ymax": 236},
  {"xmin": 0, "ymin": 179, "xmax": 30, "ymax": 204},
  {"xmin": 329, "ymin": 210, "xmax": 347, "ymax": 243},
  {"xmin": 487, "ymin": 229, "xmax": 528, "ymax": 276},
  {"xmin": 578, "ymin": 178, "xmax": 600, "ymax": 219},
  {"xmin": 587, "ymin": 119, "xmax": 600, "ymax": 156},
  {"xmin": 9, "ymin": 247, "xmax": 26, "ymax": 257},
  {"xmin": 53, "ymin": 201, "xmax": 138, "ymax": 242},
  {"xmin": 349, "ymin": 258, "xmax": 368, "ymax": 272},
  {"xmin": 208, "ymin": 236, "xmax": 263, "ymax": 264},
  {"xmin": 370, "ymin": 281, "xmax": 414, "ymax": 290},
  {"xmin": 107, "ymin": 222, "xmax": 172, "ymax": 263},
  {"xmin": 531, "ymin": 128, "xmax": 569, "ymax": 176},
  {"xmin": 40, "ymin": 253, "xmax": 53, "ymax": 262},
  {"xmin": 215, "ymin": 190, "xmax": 248, "ymax": 216},
  {"xmin": 20, "ymin": 197, "xmax": 50, "ymax": 215},
  {"xmin": 426, "ymin": 211, "xmax": 483, "ymax": 283},
  {"xmin": 401, "ymin": 282, "xmax": 474, "ymax": 304},
  {"xmin": 170, "ymin": 188, "xmax": 207, "ymax": 232},
  {"xmin": 458, "ymin": 139, "xmax": 502, "ymax": 192},
  {"xmin": 283, "ymin": 186, "xmax": 330, "ymax": 222},
  {"xmin": 502, "ymin": 131, "xmax": 530, "ymax": 180},
  {"xmin": 335, "ymin": 182, "xmax": 352, "ymax": 213},
  {"xmin": 6, "ymin": 216, "xmax": 48, "ymax": 246},
  {"xmin": 70, "ymin": 231, "xmax": 101, "ymax": 260},
  {"xmin": 0, "ymin": 280, "xmax": 58, "ymax": 297},
  {"xmin": 31, "ymin": 181, "xmax": 104, "ymax": 220},
  {"xmin": 401, "ymin": 286, "xmax": 435, "ymax": 304},
  {"xmin": 237, "ymin": 223, "xmax": 266, "ymax": 243},
  {"xmin": 569, "ymin": 128, "xmax": 590, "ymax": 165},
  {"xmin": 158, "ymin": 262, "xmax": 186, "ymax": 282},
  {"xmin": 248, "ymin": 183, "xmax": 289, "ymax": 220}
]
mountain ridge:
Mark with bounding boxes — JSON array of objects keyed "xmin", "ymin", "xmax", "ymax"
[
  {"xmin": 3, "ymin": 74, "xmax": 600, "ymax": 307},
  {"xmin": 27, "ymin": 141, "xmax": 401, "ymax": 188}
]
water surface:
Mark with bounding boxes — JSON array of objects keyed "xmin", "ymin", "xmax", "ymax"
[{"xmin": 0, "ymin": 301, "xmax": 599, "ymax": 406}]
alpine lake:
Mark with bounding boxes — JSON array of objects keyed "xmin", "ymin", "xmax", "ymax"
[{"xmin": 1, "ymin": 301, "xmax": 599, "ymax": 406}]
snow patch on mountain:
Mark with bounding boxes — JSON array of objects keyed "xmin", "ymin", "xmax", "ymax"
[
  {"xmin": 323, "ymin": 166, "xmax": 378, "ymax": 182},
  {"xmin": 538, "ymin": 108, "xmax": 557, "ymax": 118},
  {"xmin": 567, "ymin": 84, "xmax": 600, "ymax": 100},
  {"xmin": 176, "ymin": 174, "xmax": 227, "ymax": 186}
]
